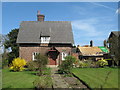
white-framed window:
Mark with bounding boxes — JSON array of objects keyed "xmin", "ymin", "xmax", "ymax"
[
  {"xmin": 41, "ymin": 37, "xmax": 50, "ymax": 43},
  {"xmin": 62, "ymin": 52, "xmax": 68, "ymax": 60},
  {"xmin": 32, "ymin": 52, "xmax": 39, "ymax": 61}
]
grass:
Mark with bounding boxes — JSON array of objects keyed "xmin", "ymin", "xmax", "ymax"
[
  {"xmin": 0, "ymin": 69, "xmax": 1, "ymax": 89},
  {"xmin": 2, "ymin": 68, "xmax": 51, "ymax": 88},
  {"xmin": 71, "ymin": 67, "xmax": 119, "ymax": 89}
]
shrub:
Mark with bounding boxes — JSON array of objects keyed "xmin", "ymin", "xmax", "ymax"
[
  {"xmin": 35, "ymin": 54, "xmax": 48, "ymax": 76},
  {"xmin": 42, "ymin": 68, "xmax": 51, "ymax": 75},
  {"xmin": 33, "ymin": 76, "xmax": 52, "ymax": 88},
  {"xmin": 73, "ymin": 59, "xmax": 80, "ymax": 67},
  {"xmin": 78, "ymin": 60, "xmax": 97, "ymax": 68},
  {"xmin": 78, "ymin": 61, "xmax": 88, "ymax": 68},
  {"xmin": 9, "ymin": 57, "xmax": 26, "ymax": 71},
  {"xmin": 96, "ymin": 59, "xmax": 108, "ymax": 67},
  {"xmin": 59, "ymin": 56, "xmax": 76, "ymax": 74},
  {"xmin": 27, "ymin": 61, "xmax": 38, "ymax": 71}
]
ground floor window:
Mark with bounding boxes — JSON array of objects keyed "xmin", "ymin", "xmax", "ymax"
[
  {"xmin": 62, "ymin": 52, "xmax": 68, "ymax": 60},
  {"xmin": 32, "ymin": 52, "xmax": 39, "ymax": 61}
]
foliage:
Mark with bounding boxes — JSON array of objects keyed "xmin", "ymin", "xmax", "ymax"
[
  {"xmin": 73, "ymin": 59, "xmax": 80, "ymax": 67},
  {"xmin": 33, "ymin": 68, "xmax": 52, "ymax": 88},
  {"xmin": 59, "ymin": 56, "xmax": 76, "ymax": 74},
  {"xmin": 33, "ymin": 75, "xmax": 52, "ymax": 88},
  {"xmin": 104, "ymin": 59, "xmax": 112, "ymax": 60},
  {"xmin": 78, "ymin": 60, "xmax": 95, "ymax": 68},
  {"xmin": 2, "ymin": 52, "xmax": 9, "ymax": 68},
  {"xmin": 42, "ymin": 68, "xmax": 51, "ymax": 75},
  {"xmin": 35, "ymin": 54, "xmax": 48, "ymax": 76},
  {"xmin": 96, "ymin": 59, "xmax": 108, "ymax": 67},
  {"xmin": 4, "ymin": 29, "xmax": 19, "ymax": 64},
  {"xmin": 27, "ymin": 61, "xmax": 38, "ymax": 71},
  {"xmin": 77, "ymin": 60, "xmax": 108, "ymax": 68},
  {"xmin": 78, "ymin": 61, "xmax": 88, "ymax": 68},
  {"xmin": 0, "ymin": 34, "xmax": 8, "ymax": 52},
  {"xmin": 10, "ymin": 57, "xmax": 26, "ymax": 71}
]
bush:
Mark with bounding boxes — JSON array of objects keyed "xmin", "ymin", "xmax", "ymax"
[
  {"xmin": 9, "ymin": 57, "xmax": 26, "ymax": 71},
  {"xmin": 78, "ymin": 60, "xmax": 93, "ymax": 68},
  {"xmin": 96, "ymin": 59, "xmax": 108, "ymax": 67},
  {"xmin": 33, "ymin": 76, "xmax": 52, "ymax": 88},
  {"xmin": 73, "ymin": 59, "xmax": 80, "ymax": 67},
  {"xmin": 78, "ymin": 60, "xmax": 98, "ymax": 68},
  {"xmin": 42, "ymin": 68, "xmax": 51, "ymax": 75},
  {"xmin": 59, "ymin": 56, "xmax": 76, "ymax": 74},
  {"xmin": 27, "ymin": 61, "xmax": 38, "ymax": 71},
  {"xmin": 79, "ymin": 61, "xmax": 87, "ymax": 68},
  {"xmin": 35, "ymin": 54, "xmax": 48, "ymax": 76}
]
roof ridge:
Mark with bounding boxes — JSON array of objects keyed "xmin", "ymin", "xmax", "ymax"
[{"xmin": 21, "ymin": 21, "xmax": 71, "ymax": 22}]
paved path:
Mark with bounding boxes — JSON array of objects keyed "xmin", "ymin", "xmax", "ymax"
[{"xmin": 51, "ymin": 67, "xmax": 70, "ymax": 88}]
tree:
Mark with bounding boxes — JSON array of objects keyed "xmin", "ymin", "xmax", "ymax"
[
  {"xmin": 0, "ymin": 34, "xmax": 8, "ymax": 53},
  {"xmin": 4, "ymin": 29, "xmax": 19, "ymax": 64},
  {"xmin": 35, "ymin": 54, "xmax": 48, "ymax": 76},
  {"xmin": 0, "ymin": 34, "xmax": 9, "ymax": 67}
]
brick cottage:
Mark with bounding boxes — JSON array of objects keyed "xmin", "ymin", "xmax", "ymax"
[{"xmin": 17, "ymin": 11, "xmax": 74, "ymax": 67}]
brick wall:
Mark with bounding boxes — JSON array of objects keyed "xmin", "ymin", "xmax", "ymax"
[
  {"xmin": 19, "ymin": 46, "xmax": 50, "ymax": 62},
  {"xmin": 19, "ymin": 45, "xmax": 72, "ymax": 65}
]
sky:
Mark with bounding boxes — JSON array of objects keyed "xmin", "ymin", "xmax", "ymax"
[{"xmin": 2, "ymin": 2, "xmax": 119, "ymax": 46}]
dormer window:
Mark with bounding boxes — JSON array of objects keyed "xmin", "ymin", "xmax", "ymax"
[{"xmin": 41, "ymin": 37, "xmax": 50, "ymax": 43}]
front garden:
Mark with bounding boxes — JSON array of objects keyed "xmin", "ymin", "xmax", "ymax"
[
  {"xmin": 3, "ymin": 67, "xmax": 52, "ymax": 88},
  {"xmin": 2, "ymin": 54, "xmax": 53, "ymax": 89},
  {"xmin": 58, "ymin": 56, "xmax": 119, "ymax": 89},
  {"xmin": 3, "ymin": 68, "xmax": 38, "ymax": 88},
  {"xmin": 2, "ymin": 55, "xmax": 119, "ymax": 89}
]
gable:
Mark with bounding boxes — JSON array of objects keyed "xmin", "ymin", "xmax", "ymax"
[{"xmin": 109, "ymin": 31, "xmax": 120, "ymax": 39}]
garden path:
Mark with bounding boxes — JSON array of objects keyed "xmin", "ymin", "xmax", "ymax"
[{"xmin": 51, "ymin": 67, "xmax": 70, "ymax": 88}]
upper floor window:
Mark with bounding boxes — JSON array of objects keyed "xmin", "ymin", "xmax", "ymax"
[{"xmin": 41, "ymin": 37, "xmax": 50, "ymax": 43}]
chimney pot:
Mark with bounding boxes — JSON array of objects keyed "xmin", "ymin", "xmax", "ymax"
[
  {"xmin": 37, "ymin": 10, "xmax": 45, "ymax": 21},
  {"xmin": 37, "ymin": 10, "xmax": 40, "ymax": 15}
]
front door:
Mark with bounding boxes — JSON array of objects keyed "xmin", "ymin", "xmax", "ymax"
[{"xmin": 48, "ymin": 50, "xmax": 60, "ymax": 65}]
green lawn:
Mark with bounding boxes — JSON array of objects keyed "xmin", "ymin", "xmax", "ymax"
[
  {"xmin": 0, "ymin": 70, "xmax": 1, "ymax": 89},
  {"xmin": 2, "ymin": 68, "xmax": 51, "ymax": 88},
  {"xmin": 71, "ymin": 68, "xmax": 119, "ymax": 89}
]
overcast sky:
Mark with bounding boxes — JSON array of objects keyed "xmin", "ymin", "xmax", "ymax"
[{"xmin": 2, "ymin": 2, "xmax": 119, "ymax": 46}]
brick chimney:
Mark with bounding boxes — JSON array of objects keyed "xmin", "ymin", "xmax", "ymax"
[
  {"xmin": 37, "ymin": 10, "xmax": 45, "ymax": 21},
  {"xmin": 90, "ymin": 40, "xmax": 93, "ymax": 47},
  {"xmin": 104, "ymin": 39, "xmax": 107, "ymax": 47}
]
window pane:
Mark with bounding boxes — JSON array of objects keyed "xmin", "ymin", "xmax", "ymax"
[{"xmin": 41, "ymin": 37, "xmax": 50, "ymax": 43}]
